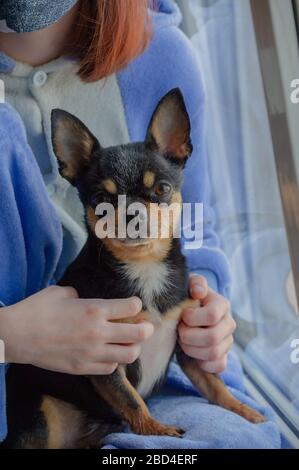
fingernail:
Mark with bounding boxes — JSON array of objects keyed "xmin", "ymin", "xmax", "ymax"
[
  {"xmin": 138, "ymin": 322, "xmax": 154, "ymax": 338},
  {"xmin": 145, "ymin": 322, "xmax": 155, "ymax": 336},
  {"xmin": 192, "ymin": 285, "xmax": 205, "ymax": 295},
  {"xmin": 131, "ymin": 297, "xmax": 142, "ymax": 312}
]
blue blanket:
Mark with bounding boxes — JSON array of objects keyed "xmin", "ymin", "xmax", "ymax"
[{"xmin": 102, "ymin": 352, "xmax": 281, "ymax": 449}]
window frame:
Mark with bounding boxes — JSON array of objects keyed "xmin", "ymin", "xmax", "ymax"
[
  {"xmin": 246, "ymin": 0, "xmax": 299, "ymax": 444},
  {"xmin": 250, "ymin": 0, "xmax": 299, "ymax": 314},
  {"xmin": 294, "ymin": 0, "xmax": 299, "ymax": 41},
  {"xmin": 244, "ymin": 0, "xmax": 299, "ymax": 445},
  {"xmin": 177, "ymin": 0, "xmax": 299, "ymax": 445}
]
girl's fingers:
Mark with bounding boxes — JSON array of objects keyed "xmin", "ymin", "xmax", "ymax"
[
  {"xmin": 100, "ymin": 297, "xmax": 143, "ymax": 320},
  {"xmin": 180, "ymin": 334, "xmax": 233, "ymax": 362},
  {"xmin": 43, "ymin": 285, "xmax": 79, "ymax": 300},
  {"xmin": 71, "ymin": 362, "xmax": 118, "ymax": 376},
  {"xmin": 106, "ymin": 321, "xmax": 154, "ymax": 344},
  {"xmin": 182, "ymin": 295, "xmax": 230, "ymax": 327},
  {"xmin": 189, "ymin": 274, "xmax": 209, "ymax": 300},
  {"xmin": 94, "ymin": 343, "xmax": 141, "ymax": 365},
  {"xmin": 179, "ymin": 312, "xmax": 234, "ymax": 348},
  {"xmin": 198, "ymin": 356, "xmax": 228, "ymax": 374},
  {"xmin": 201, "ymin": 288, "xmax": 230, "ymax": 308},
  {"xmin": 68, "ymin": 297, "xmax": 142, "ymax": 320}
]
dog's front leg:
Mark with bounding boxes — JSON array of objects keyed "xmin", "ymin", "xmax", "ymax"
[
  {"xmin": 91, "ymin": 367, "xmax": 184, "ymax": 437},
  {"xmin": 176, "ymin": 346, "xmax": 265, "ymax": 423}
]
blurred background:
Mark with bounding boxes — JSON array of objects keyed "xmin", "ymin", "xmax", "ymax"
[{"xmin": 176, "ymin": 0, "xmax": 299, "ymax": 446}]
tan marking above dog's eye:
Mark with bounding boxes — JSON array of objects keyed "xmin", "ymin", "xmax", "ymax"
[
  {"xmin": 143, "ymin": 171, "xmax": 156, "ymax": 189},
  {"xmin": 103, "ymin": 179, "xmax": 117, "ymax": 195}
]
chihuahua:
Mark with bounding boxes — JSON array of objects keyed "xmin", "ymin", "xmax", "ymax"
[{"xmin": 3, "ymin": 89, "xmax": 264, "ymax": 449}]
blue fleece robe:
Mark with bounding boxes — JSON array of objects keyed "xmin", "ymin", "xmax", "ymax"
[
  {"xmin": 0, "ymin": 0, "xmax": 281, "ymax": 448},
  {"xmin": 0, "ymin": 103, "xmax": 62, "ymax": 441}
]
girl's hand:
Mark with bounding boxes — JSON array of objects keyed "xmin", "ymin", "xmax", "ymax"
[
  {"xmin": 178, "ymin": 275, "xmax": 236, "ymax": 374},
  {"xmin": 0, "ymin": 286, "xmax": 154, "ymax": 375}
]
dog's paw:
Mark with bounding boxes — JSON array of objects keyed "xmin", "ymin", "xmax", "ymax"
[
  {"xmin": 152, "ymin": 424, "xmax": 185, "ymax": 438},
  {"xmin": 133, "ymin": 417, "xmax": 185, "ymax": 438},
  {"xmin": 233, "ymin": 403, "xmax": 266, "ymax": 424}
]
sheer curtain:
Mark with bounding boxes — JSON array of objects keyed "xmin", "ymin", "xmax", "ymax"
[{"xmin": 184, "ymin": 0, "xmax": 299, "ymax": 411}]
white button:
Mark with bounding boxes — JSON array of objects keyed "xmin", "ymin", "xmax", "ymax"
[{"xmin": 32, "ymin": 70, "xmax": 48, "ymax": 87}]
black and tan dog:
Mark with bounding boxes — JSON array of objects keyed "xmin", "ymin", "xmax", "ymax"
[{"xmin": 2, "ymin": 89, "xmax": 264, "ymax": 449}]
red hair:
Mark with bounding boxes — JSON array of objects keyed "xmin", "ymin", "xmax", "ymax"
[{"xmin": 66, "ymin": 0, "xmax": 153, "ymax": 82}]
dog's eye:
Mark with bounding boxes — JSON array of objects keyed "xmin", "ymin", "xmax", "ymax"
[{"xmin": 155, "ymin": 182, "xmax": 172, "ymax": 197}]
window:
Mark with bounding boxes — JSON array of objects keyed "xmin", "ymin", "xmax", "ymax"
[
  {"xmin": 177, "ymin": 0, "xmax": 299, "ymax": 445},
  {"xmin": 295, "ymin": 0, "xmax": 299, "ymax": 40}
]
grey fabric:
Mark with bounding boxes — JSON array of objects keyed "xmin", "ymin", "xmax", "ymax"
[{"xmin": 0, "ymin": 0, "xmax": 79, "ymax": 33}]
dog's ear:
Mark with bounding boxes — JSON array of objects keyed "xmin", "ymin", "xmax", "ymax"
[
  {"xmin": 51, "ymin": 109, "xmax": 98, "ymax": 184},
  {"xmin": 146, "ymin": 88, "xmax": 193, "ymax": 167}
]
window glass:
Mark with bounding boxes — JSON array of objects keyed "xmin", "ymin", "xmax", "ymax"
[{"xmin": 186, "ymin": 0, "xmax": 299, "ymax": 423}]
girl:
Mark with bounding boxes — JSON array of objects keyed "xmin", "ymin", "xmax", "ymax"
[{"xmin": 0, "ymin": 0, "xmax": 245, "ymax": 447}]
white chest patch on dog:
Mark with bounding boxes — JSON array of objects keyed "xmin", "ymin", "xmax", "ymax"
[
  {"xmin": 121, "ymin": 261, "xmax": 171, "ymax": 312},
  {"xmin": 137, "ymin": 315, "xmax": 178, "ymax": 398},
  {"xmin": 121, "ymin": 260, "xmax": 178, "ymax": 398}
]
